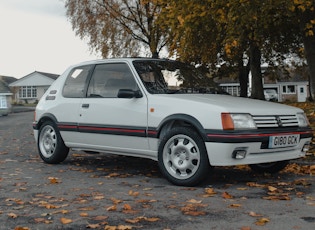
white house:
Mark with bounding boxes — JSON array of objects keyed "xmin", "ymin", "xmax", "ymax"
[
  {"xmin": 9, "ymin": 71, "xmax": 59, "ymax": 104},
  {"xmin": 0, "ymin": 77, "xmax": 13, "ymax": 115}
]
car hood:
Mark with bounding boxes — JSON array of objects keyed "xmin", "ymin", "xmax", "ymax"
[{"xmin": 156, "ymin": 94, "xmax": 302, "ymax": 115}]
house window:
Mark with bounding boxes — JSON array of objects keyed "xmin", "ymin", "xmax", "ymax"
[
  {"xmin": 221, "ymin": 86, "xmax": 240, "ymax": 96},
  {"xmin": 0, "ymin": 95, "xmax": 7, "ymax": 108},
  {"xmin": 19, "ymin": 86, "xmax": 37, "ymax": 98},
  {"xmin": 282, "ymin": 85, "xmax": 296, "ymax": 94}
]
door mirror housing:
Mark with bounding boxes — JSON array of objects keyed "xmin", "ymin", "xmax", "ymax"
[{"xmin": 117, "ymin": 89, "xmax": 143, "ymax": 98}]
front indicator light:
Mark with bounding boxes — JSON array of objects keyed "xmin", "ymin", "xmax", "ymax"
[{"xmin": 222, "ymin": 113, "xmax": 256, "ymax": 130}]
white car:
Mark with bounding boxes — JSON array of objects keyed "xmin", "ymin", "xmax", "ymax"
[
  {"xmin": 33, "ymin": 58, "xmax": 313, "ymax": 186},
  {"xmin": 264, "ymin": 89, "xmax": 278, "ymax": 101}
]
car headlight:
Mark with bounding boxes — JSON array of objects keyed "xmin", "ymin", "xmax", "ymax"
[
  {"xmin": 221, "ymin": 113, "xmax": 257, "ymax": 130},
  {"xmin": 296, "ymin": 112, "xmax": 309, "ymax": 127}
]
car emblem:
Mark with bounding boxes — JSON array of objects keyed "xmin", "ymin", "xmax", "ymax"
[{"xmin": 276, "ymin": 116, "xmax": 283, "ymax": 127}]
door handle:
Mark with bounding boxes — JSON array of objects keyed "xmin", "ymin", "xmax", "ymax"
[{"xmin": 82, "ymin": 104, "xmax": 89, "ymax": 108}]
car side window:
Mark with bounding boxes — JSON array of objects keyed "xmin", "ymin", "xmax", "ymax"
[
  {"xmin": 63, "ymin": 65, "xmax": 92, "ymax": 98},
  {"xmin": 87, "ymin": 63, "xmax": 137, "ymax": 98}
]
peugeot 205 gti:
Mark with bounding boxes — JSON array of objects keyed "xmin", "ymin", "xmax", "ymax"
[{"xmin": 33, "ymin": 58, "xmax": 313, "ymax": 186}]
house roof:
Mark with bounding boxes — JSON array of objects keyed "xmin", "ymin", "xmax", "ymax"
[
  {"xmin": 0, "ymin": 78, "xmax": 11, "ymax": 94},
  {"xmin": 36, "ymin": 71, "xmax": 59, "ymax": 80},
  {"xmin": 9, "ymin": 71, "xmax": 60, "ymax": 87}
]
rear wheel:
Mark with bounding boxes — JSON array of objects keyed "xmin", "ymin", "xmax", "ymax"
[
  {"xmin": 158, "ymin": 127, "xmax": 210, "ymax": 186},
  {"xmin": 249, "ymin": 160, "xmax": 289, "ymax": 174},
  {"xmin": 38, "ymin": 120, "xmax": 69, "ymax": 164}
]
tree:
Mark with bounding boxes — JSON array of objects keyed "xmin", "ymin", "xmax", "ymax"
[
  {"xmin": 287, "ymin": 0, "xmax": 315, "ymax": 100},
  {"xmin": 64, "ymin": 0, "xmax": 169, "ymax": 58},
  {"xmin": 162, "ymin": 0, "xmax": 308, "ymax": 100}
]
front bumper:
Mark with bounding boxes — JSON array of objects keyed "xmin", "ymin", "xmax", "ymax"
[{"xmin": 205, "ymin": 138, "xmax": 311, "ymax": 166}]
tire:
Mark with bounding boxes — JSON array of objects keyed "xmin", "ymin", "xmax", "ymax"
[
  {"xmin": 38, "ymin": 120, "xmax": 69, "ymax": 164},
  {"xmin": 249, "ymin": 160, "xmax": 289, "ymax": 174},
  {"xmin": 158, "ymin": 127, "xmax": 210, "ymax": 186}
]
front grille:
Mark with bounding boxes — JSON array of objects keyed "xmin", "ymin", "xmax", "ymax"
[{"xmin": 253, "ymin": 115, "xmax": 298, "ymax": 128}]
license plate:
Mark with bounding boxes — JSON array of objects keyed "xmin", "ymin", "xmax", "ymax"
[{"xmin": 268, "ymin": 134, "xmax": 300, "ymax": 148}]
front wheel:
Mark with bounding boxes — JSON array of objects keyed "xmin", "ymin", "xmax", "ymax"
[
  {"xmin": 158, "ymin": 127, "xmax": 210, "ymax": 186},
  {"xmin": 249, "ymin": 160, "xmax": 289, "ymax": 174},
  {"xmin": 38, "ymin": 121, "xmax": 69, "ymax": 164}
]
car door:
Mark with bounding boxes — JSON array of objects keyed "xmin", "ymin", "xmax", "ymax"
[
  {"xmin": 54, "ymin": 64, "xmax": 93, "ymax": 144},
  {"xmin": 77, "ymin": 62, "xmax": 150, "ymax": 155}
]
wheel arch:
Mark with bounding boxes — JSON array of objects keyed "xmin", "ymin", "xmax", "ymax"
[
  {"xmin": 36, "ymin": 113, "xmax": 58, "ymax": 130},
  {"xmin": 156, "ymin": 114, "xmax": 207, "ymax": 141}
]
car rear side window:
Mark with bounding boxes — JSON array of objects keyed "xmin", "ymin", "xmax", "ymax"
[
  {"xmin": 87, "ymin": 63, "xmax": 137, "ymax": 98},
  {"xmin": 62, "ymin": 65, "xmax": 92, "ymax": 98}
]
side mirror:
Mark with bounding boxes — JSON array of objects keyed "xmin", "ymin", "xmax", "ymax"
[{"xmin": 117, "ymin": 89, "xmax": 143, "ymax": 98}]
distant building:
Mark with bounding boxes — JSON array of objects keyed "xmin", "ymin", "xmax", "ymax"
[
  {"xmin": 218, "ymin": 67, "xmax": 309, "ymax": 102},
  {"xmin": 0, "ymin": 76, "xmax": 14, "ymax": 115},
  {"xmin": 9, "ymin": 71, "xmax": 59, "ymax": 104}
]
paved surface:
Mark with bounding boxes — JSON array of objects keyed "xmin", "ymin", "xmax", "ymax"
[{"xmin": 0, "ymin": 112, "xmax": 314, "ymax": 230}]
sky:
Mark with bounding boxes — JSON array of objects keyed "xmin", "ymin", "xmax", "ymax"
[{"xmin": 0, "ymin": 0, "xmax": 100, "ymax": 78}]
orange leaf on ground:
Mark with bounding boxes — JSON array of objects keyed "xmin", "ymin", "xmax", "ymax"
[
  {"xmin": 268, "ymin": 186, "xmax": 278, "ymax": 192},
  {"xmin": 230, "ymin": 204, "xmax": 242, "ymax": 208},
  {"xmin": 249, "ymin": 211, "xmax": 263, "ymax": 217},
  {"xmin": 204, "ymin": 187, "xmax": 216, "ymax": 195},
  {"xmin": 107, "ymin": 205, "xmax": 117, "ymax": 211},
  {"xmin": 86, "ymin": 223, "xmax": 101, "ymax": 229},
  {"xmin": 60, "ymin": 217, "xmax": 72, "ymax": 224},
  {"xmin": 255, "ymin": 217, "xmax": 270, "ymax": 226},
  {"xmin": 222, "ymin": 192, "xmax": 233, "ymax": 199},
  {"xmin": 8, "ymin": 213, "xmax": 18, "ymax": 218}
]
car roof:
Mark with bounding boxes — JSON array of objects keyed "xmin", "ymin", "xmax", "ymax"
[{"xmin": 73, "ymin": 57, "xmax": 164, "ymax": 67}]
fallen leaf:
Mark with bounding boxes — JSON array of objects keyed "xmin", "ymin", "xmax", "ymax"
[
  {"xmin": 107, "ymin": 205, "xmax": 117, "ymax": 211},
  {"xmin": 8, "ymin": 213, "xmax": 18, "ymax": 218},
  {"xmin": 187, "ymin": 199, "xmax": 202, "ymax": 204},
  {"xmin": 86, "ymin": 223, "xmax": 101, "ymax": 229},
  {"xmin": 230, "ymin": 204, "xmax": 242, "ymax": 208},
  {"xmin": 128, "ymin": 190, "xmax": 140, "ymax": 197},
  {"xmin": 110, "ymin": 197, "xmax": 123, "ymax": 205},
  {"xmin": 268, "ymin": 186, "xmax": 278, "ymax": 192},
  {"xmin": 60, "ymin": 217, "xmax": 72, "ymax": 224},
  {"xmin": 246, "ymin": 182, "xmax": 265, "ymax": 188},
  {"xmin": 123, "ymin": 204, "xmax": 132, "ymax": 211},
  {"xmin": 80, "ymin": 212, "xmax": 89, "ymax": 217},
  {"xmin": 14, "ymin": 227, "xmax": 30, "ymax": 230},
  {"xmin": 204, "ymin": 188, "xmax": 216, "ymax": 196},
  {"xmin": 222, "ymin": 192, "xmax": 233, "ymax": 199},
  {"xmin": 255, "ymin": 217, "xmax": 270, "ymax": 226},
  {"xmin": 117, "ymin": 225, "xmax": 132, "ymax": 230},
  {"xmin": 249, "ymin": 211, "xmax": 262, "ymax": 217},
  {"xmin": 93, "ymin": 195, "xmax": 105, "ymax": 200},
  {"xmin": 187, "ymin": 211, "xmax": 207, "ymax": 216},
  {"xmin": 93, "ymin": 215, "xmax": 108, "ymax": 221},
  {"xmin": 48, "ymin": 177, "xmax": 60, "ymax": 184},
  {"xmin": 241, "ymin": 227, "xmax": 251, "ymax": 230}
]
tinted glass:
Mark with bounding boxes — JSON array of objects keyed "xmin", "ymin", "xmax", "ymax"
[
  {"xmin": 87, "ymin": 63, "xmax": 137, "ymax": 98},
  {"xmin": 133, "ymin": 60, "xmax": 226, "ymax": 94},
  {"xmin": 63, "ymin": 65, "xmax": 92, "ymax": 98}
]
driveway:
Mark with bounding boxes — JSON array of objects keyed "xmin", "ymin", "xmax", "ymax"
[{"xmin": 0, "ymin": 112, "xmax": 314, "ymax": 229}]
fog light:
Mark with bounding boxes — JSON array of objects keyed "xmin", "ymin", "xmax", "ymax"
[
  {"xmin": 232, "ymin": 148, "xmax": 247, "ymax": 159},
  {"xmin": 302, "ymin": 141, "xmax": 310, "ymax": 152}
]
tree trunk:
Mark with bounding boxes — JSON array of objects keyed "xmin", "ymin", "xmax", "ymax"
[
  {"xmin": 303, "ymin": 33, "xmax": 315, "ymax": 101},
  {"xmin": 238, "ymin": 58, "xmax": 250, "ymax": 97},
  {"xmin": 249, "ymin": 43, "xmax": 264, "ymax": 100}
]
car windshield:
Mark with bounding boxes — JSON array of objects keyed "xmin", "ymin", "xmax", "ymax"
[{"xmin": 133, "ymin": 60, "xmax": 226, "ymax": 94}]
